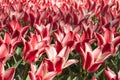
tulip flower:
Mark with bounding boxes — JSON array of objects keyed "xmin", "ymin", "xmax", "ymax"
[
  {"xmin": 94, "ymin": 27, "xmax": 120, "ymax": 55},
  {"xmin": 22, "ymin": 33, "xmax": 47, "ymax": 63},
  {"xmin": 45, "ymin": 45, "xmax": 78, "ymax": 73},
  {"xmin": 76, "ymin": 43, "xmax": 111, "ymax": 72},
  {"xmin": 104, "ymin": 67, "xmax": 120, "ymax": 80},
  {"xmin": 28, "ymin": 61, "xmax": 57, "ymax": 80},
  {"xmin": 0, "ymin": 62, "xmax": 15, "ymax": 80}
]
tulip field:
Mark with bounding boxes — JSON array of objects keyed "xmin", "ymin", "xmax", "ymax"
[{"xmin": 0, "ymin": 0, "xmax": 120, "ymax": 80}]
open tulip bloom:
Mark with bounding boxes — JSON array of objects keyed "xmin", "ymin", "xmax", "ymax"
[{"xmin": 0, "ymin": 0, "xmax": 120, "ymax": 80}]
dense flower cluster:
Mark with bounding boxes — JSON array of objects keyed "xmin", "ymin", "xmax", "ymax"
[{"xmin": 0, "ymin": 0, "xmax": 120, "ymax": 80}]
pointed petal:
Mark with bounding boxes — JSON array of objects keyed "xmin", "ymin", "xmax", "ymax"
[
  {"xmin": 102, "ymin": 43, "xmax": 111, "ymax": 54},
  {"xmin": 0, "ymin": 62, "xmax": 4, "ymax": 76},
  {"xmin": 104, "ymin": 28, "xmax": 113, "ymax": 42},
  {"xmin": 0, "ymin": 44, "xmax": 8, "ymax": 59},
  {"xmin": 20, "ymin": 26, "xmax": 29, "ymax": 37},
  {"xmin": 55, "ymin": 40, "xmax": 63, "ymax": 53},
  {"xmin": 88, "ymin": 63, "xmax": 101, "ymax": 72},
  {"xmin": 23, "ymin": 41, "xmax": 32, "ymax": 59},
  {"xmin": 44, "ymin": 59, "xmax": 54, "ymax": 72},
  {"xmin": 104, "ymin": 67, "xmax": 116, "ymax": 80},
  {"xmin": 44, "ymin": 72, "xmax": 57, "ymax": 80},
  {"xmin": 58, "ymin": 46, "xmax": 67, "ymax": 58},
  {"xmin": 113, "ymin": 36, "xmax": 120, "ymax": 49},
  {"xmin": 4, "ymin": 68, "xmax": 15, "ymax": 80},
  {"xmin": 26, "ymin": 50, "xmax": 38, "ymax": 63},
  {"xmin": 64, "ymin": 59, "xmax": 79, "ymax": 68},
  {"xmin": 85, "ymin": 43, "xmax": 92, "ymax": 53},
  {"xmin": 30, "ymin": 34, "xmax": 37, "ymax": 48},
  {"xmin": 94, "ymin": 32, "xmax": 105, "ymax": 46},
  {"xmin": 45, "ymin": 46, "xmax": 57, "ymax": 61},
  {"xmin": 97, "ymin": 53, "xmax": 111, "ymax": 63},
  {"xmin": 36, "ymin": 60, "xmax": 47, "ymax": 77},
  {"xmin": 62, "ymin": 31, "xmax": 73, "ymax": 46},
  {"xmin": 28, "ymin": 71, "xmax": 36, "ymax": 80},
  {"xmin": 4, "ymin": 32, "xmax": 11, "ymax": 45},
  {"xmin": 55, "ymin": 56, "xmax": 63, "ymax": 72},
  {"xmin": 92, "ymin": 47, "xmax": 101, "ymax": 61},
  {"xmin": 85, "ymin": 52, "xmax": 94, "ymax": 70}
]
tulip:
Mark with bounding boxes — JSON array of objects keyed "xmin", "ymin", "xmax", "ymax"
[
  {"xmin": 28, "ymin": 61, "xmax": 57, "ymax": 80},
  {"xmin": 76, "ymin": 43, "xmax": 111, "ymax": 72},
  {"xmin": 45, "ymin": 45, "xmax": 78, "ymax": 73},
  {"xmin": 104, "ymin": 67, "xmax": 120, "ymax": 80},
  {"xmin": 94, "ymin": 27, "xmax": 120, "ymax": 55},
  {"xmin": 0, "ymin": 62, "xmax": 15, "ymax": 80},
  {"xmin": 22, "ymin": 33, "xmax": 47, "ymax": 63}
]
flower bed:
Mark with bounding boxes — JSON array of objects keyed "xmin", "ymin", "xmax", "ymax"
[{"xmin": 0, "ymin": 0, "xmax": 120, "ymax": 80}]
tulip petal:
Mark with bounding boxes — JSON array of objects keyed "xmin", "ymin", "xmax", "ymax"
[
  {"xmin": 26, "ymin": 49, "xmax": 38, "ymax": 63},
  {"xmin": 94, "ymin": 32, "xmax": 105, "ymax": 46},
  {"xmin": 104, "ymin": 67, "xmax": 116, "ymax": 80},
  {"xmin": 44, "ymin": 72, "xmax": 57, "ymax": 80},
  {"xmin": 64, "ymin": 59, "xmax": 79, "ymax": 68},
  {"xmin": 102, "ymin": 43, "xmax": 111, "ymax": 54},
  {"xmin": 30, "ymin": 34, "xmax": 37, "ymax": 48},
  {"xmin": 23, "ymin": 41, "xmax": 32, "ymax": 59},
  {"xmin": 92, "ymin": 47, "xmax": 101, "ymax": 61},
  {"xmin": 0, "ymin": 44, "xmax": 8, "ymax": 59},
  {"xmin": 28, "ymin": 71, "xmax": 36, "ymax": 80},
  {"xmin": 55, "ymin": 56, "xmax": 63, "ymax": 72},
  {"xmin": 55, "ymin": 40, "xmax": 63, "ymax": 53},
  {"xmin": 20, "ymin": 26, "xmax": 29, "ymax": 37},
  {"xmin": 85, "ymin": 52, "xmax": 93, "ymax": 70},
  {"xmin": 85, "ymin": 43, "xmax": 92, "ymax": 53},
  {"xmin": 4, "ymin": 32, "xmax": 11, "ymax": 45},
  {"xmin": 104, "ymin": 28, "xmax": 113, "ymax": 42},
  {"xmin": 44, "ymin": 59, "xmax": 54, "ymax": 72},
  {"xmin": 45, "ymin": 46, "xmax": 57, "ymax": 61},
  {"xmin": 62, "ymin": 31, "xmax": 73, "ymax": 46},
  {"xmin": 88, "ymin": 63, "xmax": 101, "ymax": 72},
  {"xmin": 4, "ymin": 68, "xmax": 15, "ymax": 80}
]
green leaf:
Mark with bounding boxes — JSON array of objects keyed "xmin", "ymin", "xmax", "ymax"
[
  {"xmin": 12, "ymin": 59, "xmax": 22, "ymax": 68},
  {"xmin": 26, "ymin": 75, "xmax": 30, "ymax": 80},
  {"xmin": 67, "ymin": 76, "xmax": 72, "ymax": 80}
]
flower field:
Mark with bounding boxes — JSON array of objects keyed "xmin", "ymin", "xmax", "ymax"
[{"xmin": 0, "ymin": 0, "xmax": 120, "ymax": 80}]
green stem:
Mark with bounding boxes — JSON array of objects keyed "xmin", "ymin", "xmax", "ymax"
[{"xmin": 22, "ymin": 63, "xmax": 30, "ymax": 80}]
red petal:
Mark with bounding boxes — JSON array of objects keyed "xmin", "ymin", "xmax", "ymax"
[
  {"xmin": 44, "ymin": 59, "xmax": 54, "ymax": 72},
  {"xmin": 0, "ymin": 44, "xmax": 8, "ymax": 59},
  {"xmin": 88, "ymin": 63, "xmax": 101, "ymax": 72},
  {"xmin": 94, "ymin": 32, "xmax": 105, "ymax": 46},
  {"xmin": 64, "ymin": 59, "xmax": 79, "ymax": 68},
  {"xmin": 44, "ymin": 72, "xmax": 57, "ymax": 80},
  {"xmin": 4, "ymin": 68, "xmax": 15, "ymax": 80},
  {"xmin": 4, "ymin": 32, "xmax": 11, "ymax": 45},
  {"xmin": 30, "ymin": 34, "xmax": 37, "ymax": 48},
  {"xmin": 104, "ymin": 28, "xmax": 113, "ymax": 43},
  {"xmin": 85, "ymin": 52, "xmax": 94, "ymax": 70},
  {"xmin": 62, "ymin": 31, "xmax": 73, "ymax": 46},
  {"xmin": 104, "ymin": 67, "xmax": 116, "ymax": 80},
  {"xmin": 23, "ymin": 41, "xmax": 32, "ymax": 59},
  {"xmin": 26, "ymin": 50, "xmax": 38, "ymax": 63},
  {"xmin": 92, "ymin": 47, "xmax": 101, "ymax": 61},
  {"xmin": 20, "ymin": 26, "xmax": 29, "ymax": 37},
  {"xmin": 55, "ymin": 40, "xmax": 63, "ymax": 53},
  {"xmin": 73, "ymin": 13, "xmax": 78, "ymax": 25},
  {"xmin": 55, "ymin": 56, "xmax": 63, "ymax": 72},
  {"xmin": 28, "ymin": 71, "xmax": 36, "ymax": 80},
  {"xmin": 102, "ymin": 43, "xmax": 111, "ymax": 54},
  {"xmin": 45, "ymin": 46, "xmax": 57, "ymax": 61}
]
